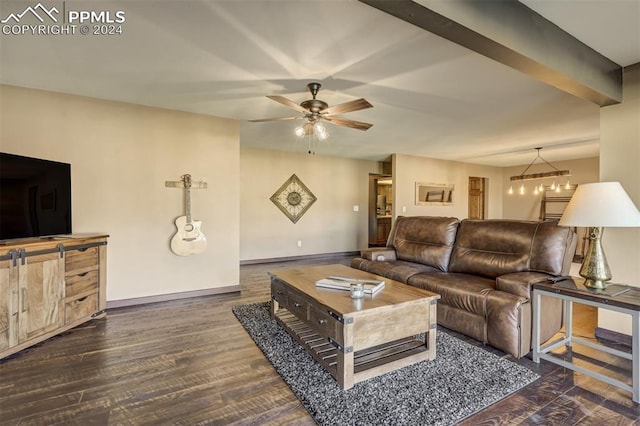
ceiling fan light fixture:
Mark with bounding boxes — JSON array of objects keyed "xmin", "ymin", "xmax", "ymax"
[
  {"xmin": 314, "ymin": 122, "xmax": 328, "ymax": 140},
  {"xmin": 251, "ymin": 82, "xmax": 372, "ymax": 152}
]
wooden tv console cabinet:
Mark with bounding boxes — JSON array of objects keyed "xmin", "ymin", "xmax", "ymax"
[{"xmin": 0, "ymin": 234, "xmax": 108, "ymax": 359}]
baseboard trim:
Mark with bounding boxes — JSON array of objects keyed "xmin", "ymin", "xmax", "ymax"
[
  {"xmin": 107, "ymin": 285, "xmax": 241, "ymax": 309},
  {"xmin": 240, "ymin": 251, "xmax": 359, "ymax": 266},
  {"xmin": 595, "ymin": 326, "xmax": 632, "ymax": 347},
  {"xmin": 107, "ymin": 251, "xmax": 359, "ymax": 307}
]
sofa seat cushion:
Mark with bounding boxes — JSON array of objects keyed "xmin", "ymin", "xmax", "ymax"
[
  {"xmin": 408, "ymin": 272, "xmax": 495, "ymax": 317},
  {"xmin": 350, "ymin": 258, "xmax": 439, "ymax": 282}
]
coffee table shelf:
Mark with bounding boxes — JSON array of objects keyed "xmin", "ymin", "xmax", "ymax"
[{"xmin": 275, "ymin": 308, "xmax": 429, "ymax": 382}]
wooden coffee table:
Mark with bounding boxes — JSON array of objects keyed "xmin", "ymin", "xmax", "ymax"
[{"xmin": 269, "ymin": 264, "xmax": 440, "ymax": 389}]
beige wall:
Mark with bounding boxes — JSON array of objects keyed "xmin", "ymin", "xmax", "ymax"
[
  {"xmin": 7, "ymin": 77, "xmax": 636, "ymax": 341},
  {"xmin": 0, "ymin": 85, "xmax": 240, "ymax": 302},
  {"xmin": 240, "ymin": 148, "xmax": 379, "ymax": 260},
  {"xmin": 393, "ymin": 153, "xmax": 504, "ymax": 219},
  {"xmin": 502, "ymin": 157, "xmax": 600, "ymax": 220},
  {"xmin": 599, "ymin": 63, "xmax": 640, "ymax": 336}
]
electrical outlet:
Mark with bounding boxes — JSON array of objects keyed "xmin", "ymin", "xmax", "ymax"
[
  {"xmin": 297, "ymin": 240, "xmax": 302, "ymax": 247},
  {"xmin": 353, "ymin": 205, "xmax": 359, "ymax": 212},
  {"xmin": 402, "ymin": 206, "xmax": 407, "ymax": 213}
]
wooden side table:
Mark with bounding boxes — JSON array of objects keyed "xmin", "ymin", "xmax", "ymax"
[{"xmin": 532, "ymin": 279, "xmax": 640, "ymax": 403}]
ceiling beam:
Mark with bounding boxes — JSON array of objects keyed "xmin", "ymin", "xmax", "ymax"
[{"xmin": 359, "ymin": 0, "xmax": 622, "ymax": 106}]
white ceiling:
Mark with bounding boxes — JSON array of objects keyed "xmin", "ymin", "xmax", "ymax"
[{"xmin": 1, "ymin": 0, "xmax": 638, "ymax": 166}]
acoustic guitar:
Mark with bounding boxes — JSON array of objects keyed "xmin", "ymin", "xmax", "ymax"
[{"xmin": 170, "ymin": 174, "xmax": 207, "ymax": 256}]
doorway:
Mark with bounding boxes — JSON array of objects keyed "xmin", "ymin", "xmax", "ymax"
[
  {"xmin": 368, "ymin": 174, "xmax": 392, "ymax": 246},
  {"xmin": 468, "ymin": 177, "xmax": 486, "ymax": 219}
]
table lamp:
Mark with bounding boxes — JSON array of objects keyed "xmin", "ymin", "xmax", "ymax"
[{"xmin": 558, "ymin": 181, "xmax": 640, "ymax": 289}]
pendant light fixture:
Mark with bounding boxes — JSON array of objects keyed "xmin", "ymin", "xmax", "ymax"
[{"xmin": 508, "ymin": 148, "xmax": 571, "ymax": 195}]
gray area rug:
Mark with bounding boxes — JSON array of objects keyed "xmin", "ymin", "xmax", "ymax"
[{"xmin": 232, "ymin": 302, "xmax": 539, "ymax": 425}]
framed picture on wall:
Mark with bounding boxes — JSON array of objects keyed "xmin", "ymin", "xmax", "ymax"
[{"xmin": 415, "ymin": 182, "xmax": 454, "ymax": 205}]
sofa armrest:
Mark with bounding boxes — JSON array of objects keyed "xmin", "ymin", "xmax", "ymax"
[
  {"xmin": 360, "ymin": 247, "xmax": 397, "ymax": 262},
  {"xmin": 496, "ymin": 272, "xmax": 553, "ymax": 299}
]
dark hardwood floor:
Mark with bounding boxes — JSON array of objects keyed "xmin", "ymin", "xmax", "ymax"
[{"xmin": 1, "ymin": 255, "xmax": 638, "ymax": 425}]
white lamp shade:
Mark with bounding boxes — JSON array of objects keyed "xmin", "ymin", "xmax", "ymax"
[{"xmin": 558, "ymin": 182, "xmax": 640, "ymax": 227}]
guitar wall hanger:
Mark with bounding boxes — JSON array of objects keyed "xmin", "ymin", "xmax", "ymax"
[
  {"xmin": 166, "ymin": 174, "xmax": 207, "ymax": 256},
  {"xmin": 165, "ymin": 176, "xmax": 208, "ymax": 189}
]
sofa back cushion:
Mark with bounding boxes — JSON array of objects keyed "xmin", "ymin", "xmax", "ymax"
[
  {"xmin": 389, "ymin": 216, "xmax": 460, "ymax": 271},
  {"xmin": 449, "ymin": 219, "xmax": 575, "ymax": 278},
  {"xmin": 530, "ymin": 220, "xmax": 577, "ymax": 275}
]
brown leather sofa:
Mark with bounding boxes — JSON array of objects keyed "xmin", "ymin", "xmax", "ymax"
[{"xmin": 351, "ymin": 216, "xmax": 577, "ymax": 358}]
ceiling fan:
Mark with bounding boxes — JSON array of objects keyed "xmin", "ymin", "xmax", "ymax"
[{"xmin": 249, "ymin": 82, "xmax": 373, "ymax": 138}]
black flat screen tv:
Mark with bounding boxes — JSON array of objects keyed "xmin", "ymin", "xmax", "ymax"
[{"xmin": 0, "ymin": 152, "xmax": 72, "ymax": 240}]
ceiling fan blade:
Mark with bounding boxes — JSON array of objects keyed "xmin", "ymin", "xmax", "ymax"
[
  {"xmin": 321, "ymin": 98, "xmax": 372, "ymax": 116},
  {"xmin": 248, "ymin": 116, "xmax": 300, "ymax": 123},
  {"xmin": 267, "ymin": 95, "xmax": 309, "ymax": 114},
  {"xmin": 323, "ymin": 116, "xmax": 373, "ymax": 131}
]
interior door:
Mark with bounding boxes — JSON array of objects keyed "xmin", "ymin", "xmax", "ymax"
[{"xmin": 468, "ymin": 177, "xmax": 486, "ymax": 219}]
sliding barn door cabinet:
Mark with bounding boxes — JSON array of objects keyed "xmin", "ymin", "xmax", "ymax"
[{"xmin": 0, "ymin": 235, "xmax": 108, "ymax": 359}]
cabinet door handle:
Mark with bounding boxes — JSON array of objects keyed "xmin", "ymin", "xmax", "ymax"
[
  {"xmin": 294, "ymin": 302, "xmax": 302, "ymax": 308},
  {"xmin": 318, "ymin": 319, "xmax": 327, "ymax": 325},
  {"xmin": 21, "ymin": 288, "xmax": 27, "ymax": 313},
  {"xmin": 78, "ymin": 272, "xmax": 89, "ymax": 277}
]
